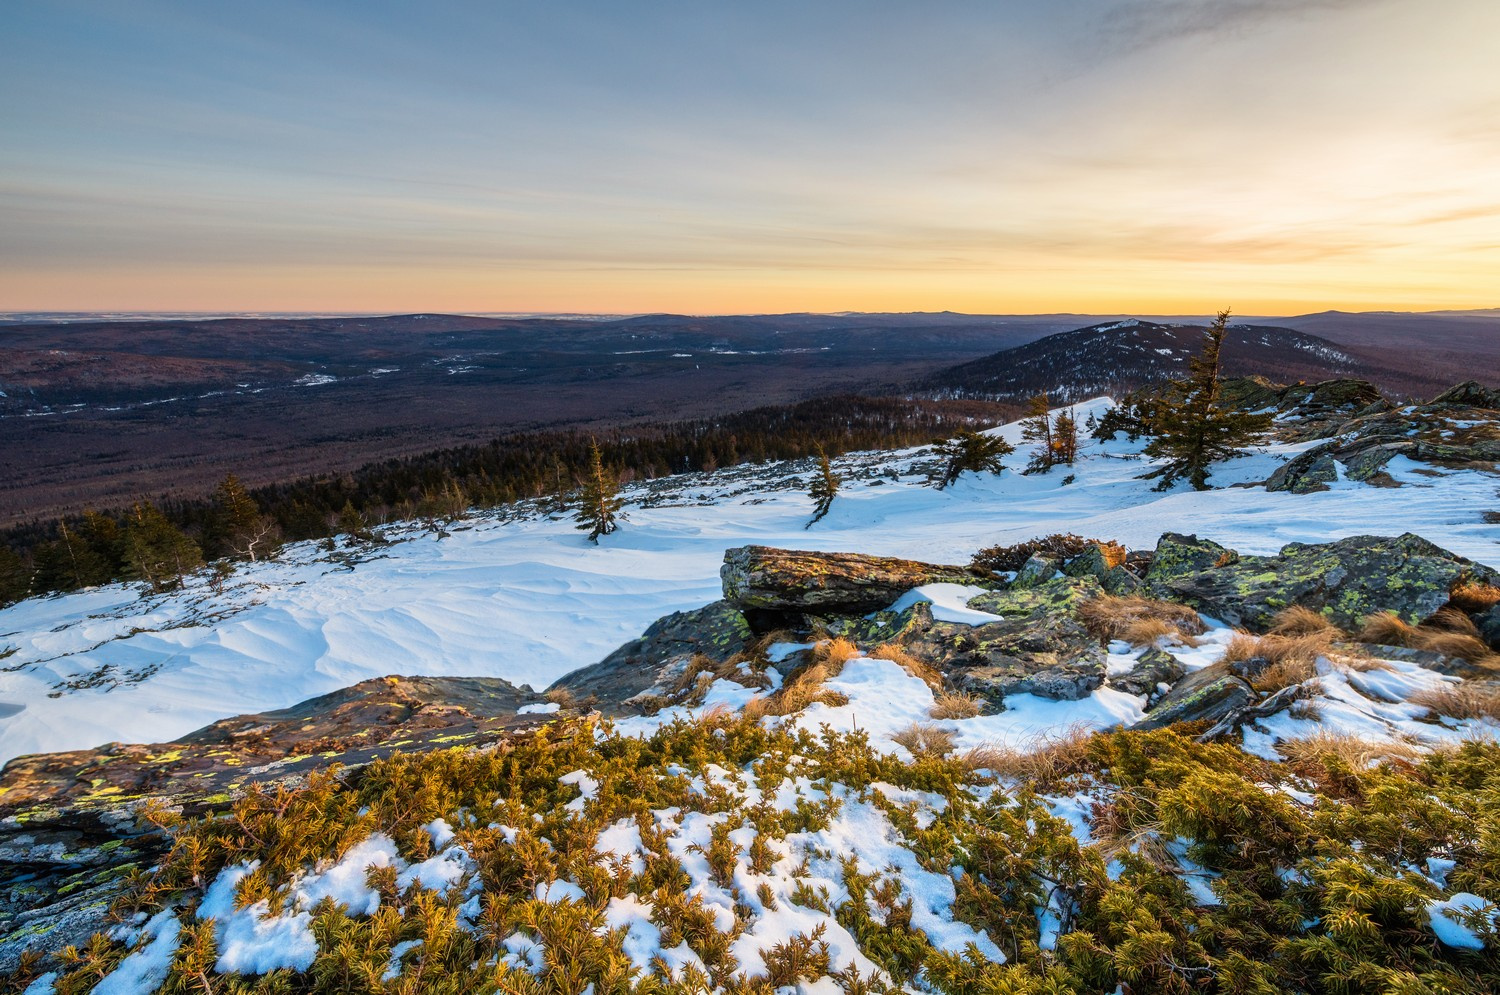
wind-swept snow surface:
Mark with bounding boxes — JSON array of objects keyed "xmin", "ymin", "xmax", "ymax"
[{"xmin": 0, "ymin": 397, "xmax": 1495, "ymax": 763}]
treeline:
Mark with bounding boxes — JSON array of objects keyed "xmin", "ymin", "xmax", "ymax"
[{"xmin": 0, "ymin": 394, "xmax": 1018, "ymax": 606}]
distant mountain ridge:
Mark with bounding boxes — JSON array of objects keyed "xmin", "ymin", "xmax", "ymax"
[{"xmin": 921, "ymin": 319, "xmax": 1379, "ymax": 402}]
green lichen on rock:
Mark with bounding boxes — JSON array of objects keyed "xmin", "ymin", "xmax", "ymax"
[
  {"xmin": 719, "ymin": 545, "xmax": 985, "ymax": 614},
  {"xmin": 1144, "ymin": 532, "xmax": 1498, "ymax": 632}
]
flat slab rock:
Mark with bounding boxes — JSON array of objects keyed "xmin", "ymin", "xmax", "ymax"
[
  {"xmin": 720, "ymin": 544, "xmax": 984, "ymax": 615},
  {"xmin": 1131, "ymin": 661, "xmax": 1257, "ymax": 732},
  {"xmin": 1143, "ymin": 532, "xmax": 1498, "ymax": 632}
]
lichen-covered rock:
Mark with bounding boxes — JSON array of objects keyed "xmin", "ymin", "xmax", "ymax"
[
  {"xmin": 901, "ymin": 579, "xmax": 1108, "ymax": 701},
  {"xmin": 550, "ymin": 600, "xmax": 754, "ymax": 713},
  {"xmin": 968, "ymin": 575, "xmax": 1105, "ymax": 619},
  {"xmin": 1012, "ymin": 553, "xmax": 1060, "ymax": 588},
  {"xmin": 1130, "ymin": 662, "xmax": 1256, "ymax": 731},
  {"xmin": 719, "ymin": 545, "xmax": 982, "ymax": 614},
  {"xmin": 835, "ymin": 600, "xmax": 934, "ymax": 648},
  {"xmin": 1265, "ymin": 452, "xmax": 1340, "ymax": 493},
  {"xmin": 1109, "ymin": 647, "xmax": 1186, "ymax": 702},
  {"xmin": 1062, "ymin": 542, "xmax": 1136, "ymax": 594},
  {"xmin": 1144, "ymin": 532, "xmax": 1499, "ymax": 632}
]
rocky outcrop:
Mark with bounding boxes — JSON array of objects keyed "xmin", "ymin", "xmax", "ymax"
[
  {"xmin": 1144, "ymin": 532, "xmax": 1498, "ymax": 632},
  {"xmin": 902, "ymin": 578, "xmax": 1108, "ymax": 702},
  {"xmin": 720, "ymin": 545, "xmax": 983, "ymax": 615},
  {"xmin": 548, "ymin": 600, "xmax": 754, "ymax": 715},
  {"xmin": 1430, "ymin": 380, "xmax": 1500, "ymax": 409},
  {"xmin": 1219, "ymin": 377, "xmax": 1389, "ymax": 442},
  {"xmin": 1265, "ymin": 393, "xmax": 1500, "ymax": 493},
  {"xmin": 0, "ymin": 674, "xmax": 559, "ymax": 973}
]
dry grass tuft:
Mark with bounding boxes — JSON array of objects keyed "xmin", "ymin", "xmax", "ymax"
[
  {"xmin": 1448, "ymin": 580, "xmax": 1500, "ymax": 614},
  {"xmin": 1279, "ymin": 731, "xmax": 1421, "ymax": 773},
  {"xmin": 869, "ymin": 643, "xmax": 943, "ymax": 690},
  {"xmin": 1218, "ymin": 630, "xmax": 1340, "ymax": 692},
  {"xmin": 1424, "ymin": 608, "xmax": 1481, "ymax": 638},
  {"xmin": 891, "ymin": 723, "xmax": 956, "ymax": 758},
  {"xmin": 1358, "ymin": 611, "xmax": 1416, "ymax": 647},
  {"xmin": 1117, "ymin": 617, "xmax": 1196, "ymax": 648},
  {"xmin": 961, "ymin": 725, "xmax": 1096, "ymax": 788},
  {"xmin": 543, "ymin": 687, "xmax": 577, "ymax": 709},
  {"xmin": 1077, "ymin": 594, "xmax": 1206, "ymax": 645},
  {"xmin": 929, "ymin": 689, "xmax": 983, "ymax": 719},
  {"xmin": 1219, "ymin": 632, "xmax": 1262, "ymax": 665},
  {"xmin": 743, "ymin": 638, "xmax": 859, "ymax": 718},
  {"xmin": 1357, "ymin": 611, "xmax": 1500, "ymax": 672},
  {"xmin": 1267, "ymin": 605, "xmax": 1343, "ymax": 638},
  {"xmin": 1409, "ymin": 683, "xmax": 1500, "ymax": 721}
]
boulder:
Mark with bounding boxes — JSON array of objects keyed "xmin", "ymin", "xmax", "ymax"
[
  {"xmin": 1062, "ymin": 542, "xmax": 1138, "ymax": 594},
  {"xmin": 836, "ymin": 600, "xmax": 934, "ymax": 648},
  {"xmin": 720, "ymin": 545, "xmax": 982, "ymax": 615},
  {"xmin": 549, "ymin": 600, "xmax": 754, "ymax": 714},
  {"xmin": 1110, "ymin": 647, "xmax": 1186, "ymax": 702},
  {"xmin": 1143, "ymin": 532, "xmax": 1499, "ymax": 632},
  {"xmin": 1130, "ymin": 662, "xmax": 1256, "ymax": 732},
  {"xmin": 1012, "ymin": 553, "xmax": 1060, "ymax": 588},
  {"xmin": 903, "ymin": 578, "xmax": 1108, "ymax": 702}
]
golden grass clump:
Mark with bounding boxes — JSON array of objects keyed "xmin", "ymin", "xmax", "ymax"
[
  {"xmin": 1076, "ymin": 594, "xmax": 1206, "ymax": 646},
  {"xmin": 1278, "ymin": 731, "xmax": 1421, "ymax": 773},
  {"xmin": 743, "ymin": 638, "xmax": 858, "ymax": 718},
  {"xmin": 960, "ymin": 725, "xmax": 1096, "ymax": 788},
  {"xmin": 1266, "ymin": 605, "xmax": 1343, "ymax": 638},
  {"xmin": 1447, "ymin": 580, "xmax": 1500, "ymax": 614},
  {"xmin": 891, "ymin": 723, "xmax": 956, "ymax": 758},
  {"xmin": 543, "ymin": 687, "xmax": 577, "ymax": 709},
  {"xmin": 1357, "ymin": 611, "xmax": 1416, "ymax": 647},
  {"xmin": 1408, "ymin": 683, "xmax": 1500, "ymax": 721},
  {"xmin": 1358, "ymin": 611, "xmax": 1500, "ymax": 671},
  {"xmin": 869, "ymin": 643, "xmax": 943, "ymax": 690},
  {"xmin": 1219, "ymin": 629, "xmax": 1340, "ymax": 692},
  {"xmin": 929, "ymin": 689, "xmax": 983, "ymax": 720}
]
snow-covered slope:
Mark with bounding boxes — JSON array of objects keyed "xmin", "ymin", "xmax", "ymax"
[{"xmin": 0, "ymin": 396, "xmax": 1495, "ymax": 765}]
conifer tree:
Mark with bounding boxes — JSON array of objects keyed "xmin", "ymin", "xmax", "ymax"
[
  {"xmin": 212, "ymin": 474, "xmax": 282, "ymax": 562},
  {"xmin": 1141, "ymin": 309, "xmax": 1272, "ymax": 490},
  {"xmin": 1052, "ymin": 408, "xmax": 1080, "ymax": 466},
  {"xmin": 35, "ymin": 521, "xmax": 113, "ymax": 592},
  {"xmin": 123, "ymin": 502, "xmax": 202, "ymax": 592},
  {"xmin": 933, "ymin": 429, "xmax": 1016, "ymax": 490},
  {"xmin": 336, "ymin": 501, "xmax": 376, "ymax": 544},
  {"xmin": 805, "ymin": 448, "xmax": 841, "ymax": 528},
  {"xmin": 0, "ymin": 545, "xmax": 32, "ymax": 607},
  {"xmin": 575, "ymin": 438, "xmax": 624, "ymax": 543},
  {"xmin": 1021, "ymin": 394, "xmax": 1055, "ymax": 474}
]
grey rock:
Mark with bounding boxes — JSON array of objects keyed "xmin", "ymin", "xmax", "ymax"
[
  {"xmin": 1143, "ymin": 532, "xmax": 1499, "ymax": 632},
  {"xmin": 549, "ymin": 600, "xmax": 754, "ymax": 714},
  {"xmin": 1110, "ymin": 647, "xmax": 1186, "ymax": 702},
  {"xmin": 1012, "ymin": 553, "xmax": 1061, "ymax": 588},
  {"xmin": 1131, "ymin": 662, "xmax": 1257, "ymax": 732}
]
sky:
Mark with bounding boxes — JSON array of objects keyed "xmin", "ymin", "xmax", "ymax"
[{"xmin": 1, "ymin": 0, "xmax": 1497, "ymax": 314}]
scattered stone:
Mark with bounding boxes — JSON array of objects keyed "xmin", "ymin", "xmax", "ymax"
[
  {"xmin": 719, "ymin": 545, "xmax": 982, "ymax": 615},
  {"xmin": 1430, "ymin": 380, "xmax": 1500, "ymax": 410},
  {"xmin": 1130, "ymin": 662, "xmax": 1256, "ymax": 732},
  {"xmin": 1012, "ymin": 553, "xmax": 1060, "ymax": 588},
  {"xmin": 1110, "ymin": 647, "xmax": 1186, "ymax": 701}
]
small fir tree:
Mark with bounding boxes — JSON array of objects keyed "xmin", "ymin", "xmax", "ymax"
[
  {"xmin": 575, "ymin": 438, "xmax": 625, "ymax": 543},
  {"xmin": 212, "ymin": 474, "xmax": 282, "ymax": 562},
  {"xmin": 36, "ymin": 521, "xmax": 113, "ymax": 591},
  {"xmin": 0, "ymin": 545, "xmax": 33, "ymax": 606},
  {"xmin": 123, "ymin": 502, "xmax": 202, "ymax": 592},
  {"xmin": 336, "ymin": 501, "xmax": 376, "ymax": 544},
  {"xmin": 805, "ymin": 449, "xmax": 841, "ymax": 528},
  {"xmin": 1052, "ymin": 408, "xmax": 1080, "ymax": 466},
  {"xmin": 933, "ymin": 429, "xmax": 1015, "ymax": 490},
  {"xmin": 1021, "ymin": 394, "xmax": 1055, "ymax": 474},
  {"xmin": 1141, "ymin": 309, "xmax": 1272, "ymax": 490}
]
